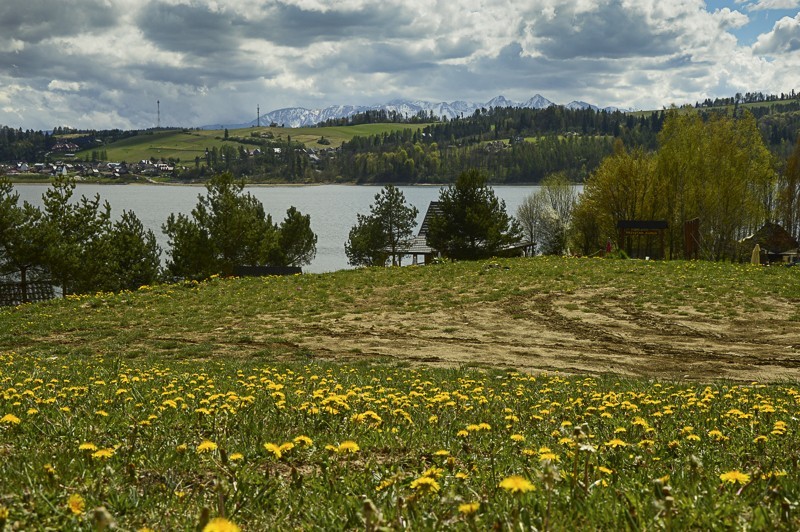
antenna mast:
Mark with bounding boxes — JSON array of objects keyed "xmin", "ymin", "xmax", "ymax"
[
  {"xmin": 257, "ymin": 105, "xmax": 260, "ymax": 127},
  {"xmin": 157, "ymin": 100, "xmax": 161, "ymax": 129}
]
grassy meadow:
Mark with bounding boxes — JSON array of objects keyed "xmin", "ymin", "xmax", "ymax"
[
  {"xmin": 1, "ymin": 257, "xmax": 800, "ymax": 530},
  {"xmin": 75, "ymin": 123, "xmax": 433, "ymax": 164}
]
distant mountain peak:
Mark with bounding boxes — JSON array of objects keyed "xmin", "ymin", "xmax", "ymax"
[{"xmin": 202, "ymin": 94, "xmax": 618, "ymax": 129}]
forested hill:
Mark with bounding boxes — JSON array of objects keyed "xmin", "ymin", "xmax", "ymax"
[
  {"xmin": 327, "ymin": 98, "xmax": 800, "ymax": 184},
  {"xmin": 3, "ymin": 93, "xmax": 800, "ymax": 184}
]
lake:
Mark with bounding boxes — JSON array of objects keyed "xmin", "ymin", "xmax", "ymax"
[{"xmin": 13, "ymin": 183, "xmax": 553, "ymax": 273}]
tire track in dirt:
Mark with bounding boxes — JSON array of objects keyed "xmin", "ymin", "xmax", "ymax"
[{"xmin": 277, "ymin": 288, "xmax": 800, "ymax": 382}]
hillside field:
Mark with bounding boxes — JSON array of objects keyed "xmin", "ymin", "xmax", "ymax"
[
  {"xmin": 1, "ymin": 257, "xmax": 799, "ymax": 529},
  {"xmin": 75, "ymin": 123, "xmax": 433, "ymax": 164}
]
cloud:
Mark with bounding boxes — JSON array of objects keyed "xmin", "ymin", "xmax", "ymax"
[
  {"xmin": 747, "ymin": 0, "xmax": 800, "ymax": 11},
  {"xmin": 753, "ymin": 13, "xmax": 800, "ymax": 53},
  {"xmin": 0, "ymin": 0, "xmax": 799, "ymax": 130}
]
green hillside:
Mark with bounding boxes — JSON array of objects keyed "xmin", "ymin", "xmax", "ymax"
[{"xmin": 76, "ymin": 123, "xmax": 433, "ymax": 164}]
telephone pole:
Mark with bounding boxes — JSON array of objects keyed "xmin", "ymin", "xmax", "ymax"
[{"xmin": 157, "ymin": 100, "xmax": 161, "ymax": 129}]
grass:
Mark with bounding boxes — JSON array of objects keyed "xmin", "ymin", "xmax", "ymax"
[
  {"xmin": 1, "ymin": 257, "xmax": 800, "ymax": 529},
  {"xmin": 1, "ymin": 353, "xmax": 798, "ymax": 530},
  {"xmin": 75, "ymin": 123, "xmax": 434, "ymax": 164}
]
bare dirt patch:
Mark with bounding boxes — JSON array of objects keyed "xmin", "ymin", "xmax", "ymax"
[{"xmin": 280, "ymin": 288, "xmax": 800, "ymax": 382}]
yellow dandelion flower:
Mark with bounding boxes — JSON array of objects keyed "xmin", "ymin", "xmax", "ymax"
[
  {"xmin": 720, "ymin": 470, "xmax": 750, "ymax": 485},
  {"xmin": 457, "ymin": 430, "xmax": 469, "ymax": 437},
  {"xmin": 433, "ymin": 449, "xmax": 450, "ymax": 456},
  {"xmin": 510, "ymin": 434, "xmax": 525, "ymax": 442},
  {"xmin": 67, "ymin": 493, "xmax": 85, "ymax": 515},
  {"xmin": 539, "ymin": 452, "xmax": 559, "ymax": 462},
  {"xmin": 409, "ymin": 476, "xmax": 440, "ymax": 493},
  {"xmin": 202, "ymin": 517, "xmax": 241, "ymax": 532},
  {"xmin": 27, "ymin": 408, "xmax": 38, "ymax": 415},
  {"xmin": 1, "ymin": 413, "xmax": 21, "ymax": 425},
  {"xmin": 91, "ymin": 448, "xmax": 115, "ymax": 460},
  {"xmin": 499, "ymin": 475, "xmax": 535, "ymax": 494},
  {"xmin": 79, "ymin": 442, "xmax": 98, "ymax": 452},
  {"xmin": 753, "ymin": 435, "xmax": 768, "ymax": 444},
  {"xmin": 455, "ymin": 472, "xmax": 469, "ymax": 480},
  {"xmin": 605, "ymin": 438, "xmax": 627, "ymax": 448},
  {"xmin": 176, "ymin": 443, "xmax": 188, "ymax": 453},
  {"xmin": 337, "ymin": 440, "xmax": 360, "ymax": 453},
  {"xmin": 229, "ymin": 453, "xmax": 244, "ymax": 461},
  {"xmin": 264, "ymin": 443, "xmax": 284, "ymax": 459},
  {"xmin": 293, "ymin": 435, "xmax": 313, "ymax": 447},
  {"xmin": 459, "ymin": 502, "xmax": 480, "ymax": 515},
  {"xmin": 597, "ymin": 466, "xmax": 614, "ymax": 475},
  {"xmin": 685, "ymin": 434, "xmax": 701, "ymax": 442},
  {"xmin": 196, "ymin": 440, "xmax": 218, "ymax": 453}
]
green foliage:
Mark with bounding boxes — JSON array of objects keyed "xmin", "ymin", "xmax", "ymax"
[
  {"xmin": 777, "ymin": 134, "xmax": 800, "ymax": 239},
  {"xmin": 274, "ymin": 206, "xmax": 317, "ymax": 267},
  {"xmin": 163, "ymin": 172, "xmax": 316, "ymax": 279},
  {"xmin": 345, "ymin": 214, "xmax": 388, "ymax": 267},
  {"xmin": 345, "ymin": 185, "xmax": 418, "ymax": 267},
  {"xmin": 101, "ymin": 210, "xmax": 162, "ymax": 291},
  {"xmin": 427, "ymin": 170, "xmax": 522, "ymax": 260},
  {"xmin": 40, "ymin": 176, "xmax": 112, "ymax": 295},
  {"xmin": 574, "ymin": 112, "xmax": 777, "ymax": 260}
]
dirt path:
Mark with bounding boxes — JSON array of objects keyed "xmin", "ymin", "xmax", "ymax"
[{"xmin": 281, "ymin": 288, "xmax": 800, "ymax": 382}]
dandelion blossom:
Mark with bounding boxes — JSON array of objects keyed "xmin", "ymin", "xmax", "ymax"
[
  {"xmin": 337, "ymin": 440, "xmax": 360, "ymax": 454},
  {"xmin": 92, "ymin": 448, "xmax": 115, "ymax": 460},
  {"xmin": 264, "ymin": 443, "xmax": 284, "ymax": 459},
  {"xmin": 293, "ymin": 435, "xmax": 313, "ymax": 447},
  {"xmin": 605, "ymin": 438, "xmax": 627, "ymax": 448},
  {"xmin": 79, "ymin": 442, "xmax": 98, "ymax": 452},
  {"xmin": 67, "ymin": 493, "xmax": 85, "ymax": 515},
  {"xmin": 720, "ymin": 470, "xmax": 750, "ymax": 485},
  {"xmin": 410, "ymin": 476, "xmax": 440, "ymax": 494},
  {"xmin": 197, "ymin": 440, "xmax": 218, "ymax": 453},
  {"xmin": 499, "ymin": 475, "xmax": 535, "ymax": 494},
  {"xmin": 229, "ymin": 453, "xmax": 244, "ymax": 462},
  {"xmin": 0, "ymin": 413, "xmax": 21, "ymax": 425},
  {"xmin": 202, "ymin": 517, "xmax": 241, "ymax": 532},
  {"xmin": 459, "ymin": 502, "xmax": 480, "ymax": 515}
]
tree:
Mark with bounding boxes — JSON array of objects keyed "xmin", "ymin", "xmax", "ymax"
[
  {"xmin": 0, "ymin": 179, "xmax": 50, "ymax": 301},
  {"xmin": 163, "ymin": 172, "xmax": 316, "ymax": 279},
  {"xmin": 345, "ymin": 185, "xmax": 418, "ymax": 267},
  {"xmin": 273, "ymin": 206, "xmax": 317, "ymax": 267},
  {"xmin": 571, "ymin": 142, "xmax": 657, "ymax": 255},
  {"xmin": 40, "ymin": 176, "xmax": 111, "ymax": 295},
  {"xmin": 655, "ymin": 111, "xmax": 775, "ymax": 260},
  {"xmin": 518, "ymin": 172, "xmax": 578, "ymax": 255},
  {"xmin": 102, "ymin": 210, "xmax": 162, "ymax": 291},
  {"xmin": 516, "ymin": 191, "xmax": 547, "ymax": 254},
  {"xmin": 777, "ymin": 134, "xmax": 800, "ymax": 239},
  {"xmin": 427, "ymin": 169, "xmax": 522, "ymax": 260},
  {"xmin": 345, "ymin": 214, "xmax": 387, "ymax": 267}
]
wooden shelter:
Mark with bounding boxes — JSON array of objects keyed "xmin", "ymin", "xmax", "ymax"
[{"xmin": 617, "ymin": 220, "xmax": 668, "ymax": 259}]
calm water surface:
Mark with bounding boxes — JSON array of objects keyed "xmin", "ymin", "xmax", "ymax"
[{"xmin": 14, "ymin": 183, "xmax": 551, "ymax": 273}]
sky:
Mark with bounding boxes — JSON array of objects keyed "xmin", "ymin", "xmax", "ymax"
[{"xmin": 1, "ymin": 0, "xmax": 799, "ymax": 131}]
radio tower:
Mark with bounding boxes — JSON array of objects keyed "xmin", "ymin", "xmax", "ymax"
[
  {"xmin": 157, "ymin": 100, "xmax": 161, "ymax": 129},
  {"xmin": 257, "ymin": 105, "xmax": 260, "ymax": 127}
]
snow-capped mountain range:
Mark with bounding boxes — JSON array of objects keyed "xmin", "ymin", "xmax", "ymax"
[{"xmin": 203, "ymin": 94, "xmax": 627, "ymax": 129}]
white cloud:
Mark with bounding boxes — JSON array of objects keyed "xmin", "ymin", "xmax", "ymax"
[
  {"xmin": 753, "ymin": 13, "xmax": 800, "ymax": 53},
  {"xmin": 47, "ymin": 80, "xmax": 82, "ymax": 92},
  {"xmin": 1, "ymin": 0, "xmax": 800, "ymax": 130},
  {"xmin": 747, "ymin": 0, "xmax": 800, "ymax": 11}
]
